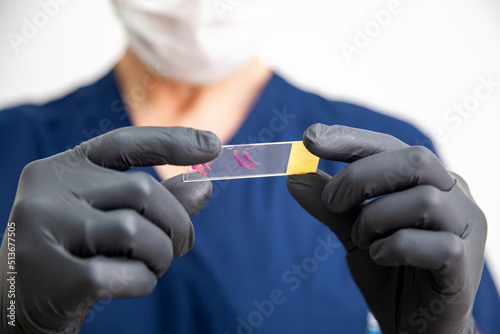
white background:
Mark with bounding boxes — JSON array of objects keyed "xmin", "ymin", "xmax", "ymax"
[{"xmin": 0, "ymin": 0, "xmax": 499, "ymax": 289}]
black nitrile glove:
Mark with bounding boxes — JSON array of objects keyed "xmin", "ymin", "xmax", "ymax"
[
  {"xmin": 287, "ymin": 124, "xmax": 485, "ymax": 334},
  {"xmin": 0, "ymin": 126, "xmax": 221, "ymax": 333}
]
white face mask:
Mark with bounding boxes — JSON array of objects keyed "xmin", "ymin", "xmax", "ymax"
[{"xmin": 116, "ymin": 0, "xmax": 271, "ymax": 84}]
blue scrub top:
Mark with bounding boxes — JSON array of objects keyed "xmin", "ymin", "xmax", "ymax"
[{"xmin": 1, "ymin": 71, "xmax": 499, "ymax": 333}]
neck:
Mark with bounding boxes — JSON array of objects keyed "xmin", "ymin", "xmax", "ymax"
[{"xmin": 114, "ymin": 48, "xmax": 272, "ymax": 143}]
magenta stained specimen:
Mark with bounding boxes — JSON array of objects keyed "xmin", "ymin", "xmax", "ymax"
[
  {"xmin": 191, "ymin": 163, "xmax": 211, "ymax": 176},
  {"xmin": 233, "ymin": 149, "xmax": 258, "ymax": 171},
  {"xmin": 243, "ymin": 150, "xmax": 261, "ymax": 165},
  {"xmin": 191, "ymin": 150, "xmax": 260, "ymax": 176}
]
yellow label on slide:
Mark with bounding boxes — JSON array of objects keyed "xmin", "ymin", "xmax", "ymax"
[{"xmin": 285, "ymin": 141, "xmax": 319, "ymax": 175}]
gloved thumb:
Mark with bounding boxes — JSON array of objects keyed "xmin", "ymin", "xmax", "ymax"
[
  {"xmin": 287, "ymin": 170, "xmax": 360, "ymax": 251},
  {"xmin": 162, "ymin": 175, "xmax": 213, "ymax": 217}
]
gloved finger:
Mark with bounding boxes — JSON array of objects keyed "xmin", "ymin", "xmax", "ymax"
[
  {"xmin": 302, "ymin": 124, "xmax": 408, "ymax": 163},
  {"xmin": 74, "ymin": 209, "xmax": 173, "ymax": 277},
  {"xmin": 450, "ymin": 171, "xmax": 474, "ymax": 199},
  {"xmin": 161, "ymin": 174, "xmax": 213, "ymax": 217},
  {"xmin": 352, "ymin": 184, "xmax": 468, "ymax": 249},
  {"xmin": 322, "ymin": 146, "xmax": 455, "ymax": 212},
  {"xmin": 79, "ymin": 171, "xmax": 193, "ymax": 257},
  {"xmin": 75, "ymin": 126, "xmax": 221, "ymax": 171},
  {"xmin": 287, "ymin": 170, "xmax": 336, "ymax": 225},
  {"xmin": 84, "ymin": 257, "xmax": 157, "ymax": 299},
  {"xmin": 287, "ymin": 170, "xmax": 360, "ymax": 251},
  {"xmin": 369, "ymin": 229, "xmax": 464, "ymax": 271}
]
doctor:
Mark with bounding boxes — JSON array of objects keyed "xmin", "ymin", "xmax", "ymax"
[{"xmin": 0, "ymin": 0, "xmax": 498, "ymax": 333}]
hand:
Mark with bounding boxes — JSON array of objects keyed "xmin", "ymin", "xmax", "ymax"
[
  {"xmin": 287, "ymin": 124, "xmax": 485, "ymax": 334},
  {"xmin": 0, "ymin": 126, "xmax": 221, "ymax": 333}
]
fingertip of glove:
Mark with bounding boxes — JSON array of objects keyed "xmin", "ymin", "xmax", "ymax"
[
  {"xmin": 185, "ymin": 181, "xmax": 213, "ymax": 216},
  {"xmin": 286, "ymin": 173, "xmax": 306, "ymax": 185},
  {"xmin": 174, "ymin": 223, "xmax": 195, "ymax": 258},
  {"xmin": 143, "ymin": 272, "xmax": 158, "ymax": 295},
  {"xmin": 196, "ymin": 130, "xmax": 222, "ymax": 157},
  {"xmin": 162, "ymin": 176, "xmax": 213, "ymax": 217},
  {"xmin": 320, "ymin": 188, "xmax": 333, "ymax": 209},
  {"xmin": 303, "ymin": 124, "xmax": 343, "ymax": 153},
  {"xmin": 303, "ymin": 123, "xmax": 324, "ymax": 151},
  {"xmin": 368, "ymin": 239, "xmax": 384, "ymax": 262},
  {"xmin": 286, "ymin": 173, "xmax": 315, "ymax": 191},
  {"xmin": 287, "ymin": 171, "xmax": 331, "ymax": 196}
]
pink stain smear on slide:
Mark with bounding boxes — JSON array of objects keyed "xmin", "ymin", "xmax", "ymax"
[
  {"xmin": 233, "ymin": 150, "xmax": 258, "ymax": 171},
  {"xmin": 192, "ymin": 151, "xmax": 260, "ymax": 176},
  {"xmin": 191, "ymin": 164, "xmax": 211, "ymax": 177},
  {"xmin": 243, "ymin": 150, "xmax": 260, "ymax": 165}
]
